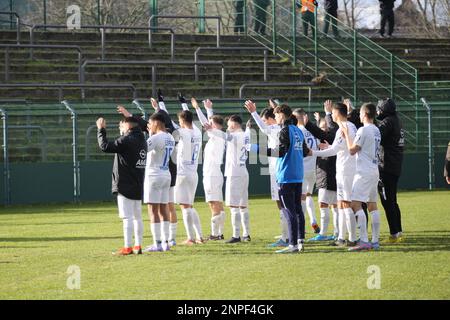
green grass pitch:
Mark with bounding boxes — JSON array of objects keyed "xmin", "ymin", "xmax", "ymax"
[{"xmin": 1, "ymin": 191, "xmax": 449, "ymax": 300}]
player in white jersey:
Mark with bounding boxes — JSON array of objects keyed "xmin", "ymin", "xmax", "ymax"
[
  {"xmin": 204, "ymin": 114, "xmax": 251, "ymax": 243},
  {"xmin": 293, "ymin": 108, "xmax": 321, "ymax": 234},
  {"xmin": 244, "ymin": 100, "xmax": 290, "ymax": 248},
  {"xmin": 191, "ymin": 97, "xmax": 226, "ymax": 240},
  {"xmin": 154, "ymin": 97, "xmax": 205, "ymax": 245},
  {"xmin": 341, "ymin": 103, "xmax": 382, "ymax": 251},
  {"xmin": 142, "ymin": 113, "xmax": 175, "ymax": 252},
  {"xmin": 312, "ymin": 102, "xmax": 358, "ymax": 248}
]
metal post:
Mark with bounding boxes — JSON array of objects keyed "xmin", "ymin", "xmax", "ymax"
[
  {"xmin": 216, "ymin": 18, "xmax": 220, "ymax": 47},
  {"xmin": 421, "ymin": 98, "xmax": 435, "ymax": 190},
  {"xmin": 221, "ymin": 66, "xmax": 225, "ymax": 98},
  {"xmin": 243, "ymin": 0, "xmax": 248, "ymax": 35},
  {"xmin": 353, "ymin": 29, "xmax": 358, "ymax": 102},
  {"xmin": 152, "ymin": 65, "xmax": 157, "ymax": 97},
  {"xmin": 29, "ymin": 27, "xmax": 34, "ymax": 60},
  {"xmin": 100, "ymin": 28, "xmax": 105, "ymax": 60},
  {"xmin": 43, "ymin": 0, "xmax": 47, "ymax": 29},
  {"xmin": 292, "ymin": 0, "xmax": 297, "ymax": 66},
  {"xmin": 390, "ymin": 54, "xmax": 394, "ymax": 98},
  {"xmin": 5, "ymin": 47, "xmax": 9, "ymax": 82},
  {"xmin": 199, "ymin": 0, "xmax": 206, "ymax": 34},
  {"xmin": 150, "ymin": 0, "xmax": 158, "ymax": 27},
  {"xmin": 0, "ymin": 109, "xmax": 11, "ymax": 205},
  {"xmin": 61, "ymin": 101, "xmax": 80, "ymax": 203},
  {"xmin": 132, "ymin": 99, "xmax": 148, "ymax": 120},
  {"xmin": 194, "ymin": 49, "xmax": 199, "ymax": 82},
  {"xmin": 263, "ymin": 50, "xmax": 268, "ymax": 81},
  {"xmin": 415, "ymin": 69, "xmax": 419, "ymax": 151},
  {"xmin": 313, "ymin": 6, "xmax": 318, "ymax": 76},
  {"xmin": 16, "ymin": 16, "xmax": 20, "ymax": 44},
  {"xmin": 97, "ymin": 0, "xmax": 101, "ymax": 25},
  {"xmin": 9, "ymin": 0, "xmax": 13, "ymax": 30},
  {"xmin": 272, "ymin": 0, "xmax": 277, "ymax": 55},
  {"xmin": 170, "ymin": 32, "xmax": 175, "ymax": 60}
]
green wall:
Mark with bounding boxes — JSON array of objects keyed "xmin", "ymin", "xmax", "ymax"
[{"xmin": 0, "ymin": 152, "xmax": 448, "ymax": 205}]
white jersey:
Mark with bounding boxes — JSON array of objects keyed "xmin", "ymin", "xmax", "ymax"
[
  {"xmin": 354, "ymin": 123, "xmax": 381, "ymax": 175},
  {"xmin": 299, "ymin": 125, "xmax": 319, "ymax": 173},
  {"xmin": 313, "ymin": 121, "xmax": 357, "ymax": 176},
  {"xmin": 145, "ymin": 132, "xmax": 175, "ymax": 176},
  {"xmin": 203, "ymin": 129, "xmax": 226, "ymax": 177},
  {"xmin": 250, "ymin": 111, "xmax": 280, "ymax": 174},
  {"xmin": 172, "ymin": 125, "xmax": 202, "ymax": 176},
  {"xmin": 224, "ymin": 130, "xmax": 251, "ymax": 177}
]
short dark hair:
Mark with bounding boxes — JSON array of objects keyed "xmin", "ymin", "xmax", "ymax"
[
  {"xmin": 210, "ymin": 115, "xmax": 224, "ymax": 126},
  {"xmin": 260, "ymin": 107, "xmax": 275, "ymax": 120},
  {"xmin": 333, "ymin": 102, "xmax": 348, "ymax": 117},
  {"xmin": 178, "ymin": 110, "xmax": 193, "ymax": 123},
  {"xmin": 228, "ymin": 114, "xmax": 243, "ymax": 125},
  {"xmin": 150, "ymin": 113, "xmax": 166, "ymax": 126},
  {"xmin": 123, "ymin": 116, "xmax": 139, "ymax": 127},
  {"xmin": 361, "ymin": 103, "xmax": 377, "ymax": 120},
  {"xmin": 274, "ymin": 104, "xmax": 293, "ymax": 117}
]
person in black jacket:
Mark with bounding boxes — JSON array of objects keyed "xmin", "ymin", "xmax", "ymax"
[
  {"xmin": 254, "ymin": 0, "xmax": 271, "ymax": 35},
  {"xmin": 379, "ymin": 0, "xmax": 396, "ymax": 38},
  {"xmin": 323, "ymin": 0, "xmax": 339, "ymax": 37},
  {"xmin": 343, "ymin": 98, "xmax": 363, "ymax": 129},
  {"xmin": 97, "ymin": 116, "xmax": 147, "ymax": 255},
  {"xmin": 234, "ymin": 0, "xmax": 245, "ymax": 34},
  {"xmin": 376, "ymin": 98, "xmax": 404, "ymax": 242},
  {"xmin": 445, "ymin": 142, "xmax": 450, "ymax": 185}
]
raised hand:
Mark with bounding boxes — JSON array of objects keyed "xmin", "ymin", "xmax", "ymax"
[
  {"xmin": 314, "ymin": 112, "xmax": 321, "ymax": 123},
  {"xmin": 203, "ymin": 99, "xmax": 213, "ymax": 109},
  {"xmin": 304, "ymin": 113, "xmax": 309, "ymax": 125},
  {"xmin": 157, "ymin": 89, "xmax": 164, "ymax": 102},
  {"xmin": 191, "ymin": 97, "xmax": 200, "ymax": 109},
  {"xmin": 324, "ymin": 99, "xmax": 333, "ymax": 113},
  {"xmin": 117, "ymin": 105, "xmax": 132, "ymax": 118},
  {"xmin": 343, "ymin": 98, "xmax": 353, "ymax": 112},
  {"xmin": 150, "ymin": 97, "xmax": 158, "ymax": 110},
  {"xmin": 318, "ymin": 141, "xmax": 330, "ymax": 150},
  {"xmin": 269, "ymin": 98, "xmax": 277, "ymax": 109},
  {"xmin": 246, "ymin": 119, "xmax": 252, "ymax": 129},
  {"xmin": 96, "ymin": 117, "xmax": 106, "ymax": 129},
  {"xmin": 178, "ymin": 92, "xmax": 186, "ymax": 104},
  {"xmin": 244, "ymin": 100, "xmax": 257, "ymax": 113}
]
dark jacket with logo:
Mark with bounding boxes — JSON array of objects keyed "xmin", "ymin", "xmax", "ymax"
[
  {"xmin": 97, "ymin": 126, "xmax": 147, "ymax": 200},
  {"xmin": 377, "ymin": 98, "xmax": 404, "ymax": 177},
  {"xmin": 305, "ymin": 114, "xmax": 337, "ymax": 191}
]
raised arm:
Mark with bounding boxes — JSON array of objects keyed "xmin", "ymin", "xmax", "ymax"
[
  {"xmin": 178, "ymin": 92, "xmax": 189, "ymax": 111},
  {"xmin": 191, "ymin": 97, "xmax": 209, "ymax": 127},
  {"xmin": 96, "ymin": 118, "xmax": 123, "ymax": 153}
]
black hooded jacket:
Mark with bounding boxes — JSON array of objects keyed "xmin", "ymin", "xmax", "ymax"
[
  {"xmin": 97, "ymin": 126, "xmax": 147, "ymax": 200},
  {"xmin": 377, "ymin": 98, "xmax": 404, "ymax": 177},
  {"xmin": 324, "ymin": 0, "xmax": 338, "ymax": 12},
  {"xmin": 380, "ymin": 0, "xmax": 395, "ymax": 12}
]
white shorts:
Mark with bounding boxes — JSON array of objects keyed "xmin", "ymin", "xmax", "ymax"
[
  {"xmin": 318, "ymin": 189, "xmax": 337, "ymax": 205},
  {"xmin": 175, "ymin": 173, "xmax": 198, "ymax": 205},
  {"xmin": 302, "ymin": 170, "xmax": 316, "ymax": 194},
  {"xmin": 225, "ymin": 174, "xmax": 249, "ymax": 207},
  {"xmin": 351, "ymin": 172, "xmax": 379, "ymax": 203},
  {"xmin": 270, "ymin": 173, "xmax": 279, "ymax": 201},
  {"xmin": 336, "ymin": 174, "xmax": 354, "ymax": 202},
  {"xmin": 117, "ymin": 194, "xmax": 142, "ymax": 219},
  {"xmin": 143, "ymin": 175, "xmax": 171, "ymax": 204},
  {"xmin": 169, "ymin": 186, "xmax": 175, "ymax": 203},
  {"xmin": 203, "ymin": 175, "xmax": 224, "ymax": 202}
]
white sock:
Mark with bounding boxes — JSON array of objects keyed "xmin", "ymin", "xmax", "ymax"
[
  {"xmin": 123, "ymin": 218, "xmax": 133, "ymax": 248},
  {"xmin": 191, "ymin": 208, "xmax": 203, "ymax": 240},
  {"xmin": 230, "ymin": 208, "xmax": 241, "ymax": 238},
  {"xmin": 319, "ymin": 207, "xmax": 330, "ymax": 236},
  {"xmin": 211, "ymin": 214, "xmax": 221, "ymax": 236},
  {"xmin": 355, "ymin": 209, "xmax": 368, "ymax": 243},
  {"xmin": 182, "ymin": 209, "xmax": 195, "ymax": 240},
  {"xmin": 169, "ymin": 222, "xmax": 177, "ymax": 241},
  {"xmin": 331, "ymin": 206, "xmax": 339, "ymax": 237},
  {"xmin": 306, "ymin": 196, "xmax": 317, "ymax": 225},
  {"xmin": 133, "ymin": 216, "xmax": 143, "ymax": 247},
  {"xmin": 150, "ymin": 222, "xmax": 161, "ymax": 245},
  {"xmin": 218, "ymin": 211, "xmax": 225, "ymax": 236},
  {"xmin": 338, "ymin": 208, "xmax": 347, "ymax": 240},
  {"xmin": 344, "ymin": 208, "xmax": 357, "ymax": 242},
  {"xmin": 371, "ymin": 210, "xmax": 381, "ymax": 243},
  {"xmin": 240, "ymin": 208, "xmax": 250, "ymax": 237},
  {"xmin": 301, "ymin": 200, "xmax": 307, "ymax": 224},
  {"xmin": 280, "ymin": 210, "xmax": 289, "ymax": 242},
  {"xmin": 161, "ymin": 221, "xmax": 170, "ymax": 244}
]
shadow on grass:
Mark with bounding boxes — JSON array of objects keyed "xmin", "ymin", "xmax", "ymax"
[
  {"xmin": 0, "ymin": 221, "xmax": 110, "ymax": 227},
  {"xmin": 0, "ymin": 236, "xmax": 122, "ymax": 242}
]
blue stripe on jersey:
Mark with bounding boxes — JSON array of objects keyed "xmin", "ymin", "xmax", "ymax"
[{"xmin": 276, "ymin": 125, "xmax": 305, "ymax": 184}]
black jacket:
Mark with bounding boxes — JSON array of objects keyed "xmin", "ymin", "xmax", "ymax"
[
  {"xmin": 377, "ymin": 98, "xmax": 404, "ymax": 177},
  {"xmin": 348, "ymin": 109, "xmax": 363, "ymax": 129},
  {"xmin": 305, "ymin": 114, "xmax": 337, "ymax": 190},
  {"xmin": 380, "ymin": 0, "xmax": 395, "ymax": 12},
  {"xmin": 324, "ymin": 0, "xmax": 338, "ymax": 12},
  {"xmin": 268, "ymin": 118, "xmax": 309, "ymax": 158},
  {"xmin": 97, "ymin": 126, "xmax": 147, "ymax": 200}
]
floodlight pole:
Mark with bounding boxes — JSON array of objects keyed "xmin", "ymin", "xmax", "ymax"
[
  {"xmin": 421, "ymin": 98, "xmax": 435, "ymax": 191},
  {"xmin": 0, "ymin": 108, "xmax": 11, "ymax": 205}
]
